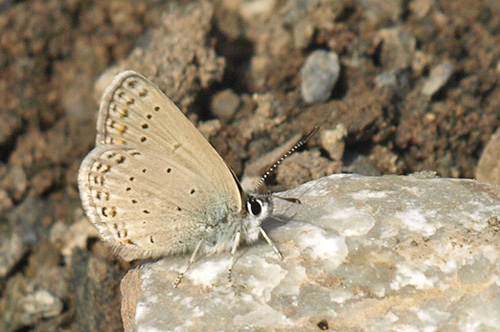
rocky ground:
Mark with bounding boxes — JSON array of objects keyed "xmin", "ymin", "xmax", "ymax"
[{"xmin": 0, "ymin": 0, "xmax": 499, "ymax": 331}]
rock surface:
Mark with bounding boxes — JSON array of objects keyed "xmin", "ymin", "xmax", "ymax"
[{"xmin": 120, "ymin": 174, "xmax": 500, "ymax": 331}]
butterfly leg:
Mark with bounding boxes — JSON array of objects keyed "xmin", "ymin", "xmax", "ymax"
[
  {"xmin": 173, "ymin": 239, "xmax": 204, "ymax": 288},
  {"xmin": 227, "ymin": 231, "xmax": 241, "ymax": 283},
  {"xmin": 259, "ymin": 227, "xmax": 283, "ymax": 260}
]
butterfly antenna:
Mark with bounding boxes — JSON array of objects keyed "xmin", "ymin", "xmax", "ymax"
[{"xmin": 254, "ymin": 126, "xmax": 319, "ymax": 191}]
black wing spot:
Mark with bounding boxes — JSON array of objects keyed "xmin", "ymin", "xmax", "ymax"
[
  {"xmin": 177, "ymin": 206, "xmax": 182, "ymax": 211},
  {"xmin": 146, "ymin": 114, "xmax": 152, "ymax": 119},
  {"xmin": 154, "ymin": 106, "xmax": 160, "ymax": 112},
  {"xmin": 149, "ymin": 236, "xmax": 154, "ymax": 243},
  {"xmin": 127, "ymin": 79, "xmax": 138, "ymax": 88},
  {"xmin": 142, "ymin": 169, "xmax": 147, "ymax": 173},
  {"xmin": 142, "ymin": 123, "xmax": 149, "ymax": 129},
  {"xmin": 166, "ymin": 168, "xmax": 172, "ymax": 173},
  {"xmin": 140, "ymin": 136, "xmax": 147, "ymax": 142},
  {"xmin": 143, "ymin": 210, "xmax": 150, "ymax": 214},
  {"xmin": 131, "ymin": 199, "xmax": 137, "ymax": 204},
  {"xmin": 126, "ymin": 187, "xmax": 131, "ymax": 191},
  {"xmin": 190, "ymin": 188, "xmax": 196, "ymax": 195},
  {"xmin": 129, "ymin": 176, "xmax": 135, "ymax": 181}
]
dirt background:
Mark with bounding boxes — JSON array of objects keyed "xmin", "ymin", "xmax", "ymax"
[{"xmin": 0, "ymin": 0, "xmax": 498, "ymax": 331}]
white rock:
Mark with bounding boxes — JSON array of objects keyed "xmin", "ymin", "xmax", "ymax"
[{"xmin": 121, "ymin": 174, "xmax": 500, "ymax": 331}]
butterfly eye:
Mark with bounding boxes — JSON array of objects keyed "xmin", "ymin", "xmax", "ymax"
[{"xmin": 247, "ymin": 198, "xmax": 263, "ymax": 217}]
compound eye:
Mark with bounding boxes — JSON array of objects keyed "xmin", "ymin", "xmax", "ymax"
[{"xmin": 247, "ymin": 198, "xmax": 263, "ymax": 216}]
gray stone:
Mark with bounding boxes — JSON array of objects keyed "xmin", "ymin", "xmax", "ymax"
[
  {"xmin": 300, "ymin": 50, "xmax": 340, "ymax": 104},
  {"xmin": 120, "ymin": 174, "xmax": 500, "ymax": 331},
  {"xmin": 422, "ymin": 62, "xmax": 454, "ymax": 96}
]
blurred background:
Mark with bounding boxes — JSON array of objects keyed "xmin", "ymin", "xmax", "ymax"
[{"xmin": 0, "ymin": 0, "xmax": 499, "ymax": 331}]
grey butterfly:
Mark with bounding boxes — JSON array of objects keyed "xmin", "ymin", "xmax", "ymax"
[{"xmin": 78, "ymin": 70, "xmax": 284, "ymax": 286}]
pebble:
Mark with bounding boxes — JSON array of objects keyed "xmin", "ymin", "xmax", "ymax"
[
  {"xmin": 319, "ymin": 124, "xmax": 348, "ymax": 161},
  {"xmin": 422, "ymin": 62, "xmax": 454, "ymax": 96},
  {"xmin": 375, "ymin": 27, "xmax": 416, "ymax": 69},
  {"xmin": 0, "ymin": 232, "xmax": 25, "ymax": 278},
  {"xmin": 211, "ymin": 89, "xmax": 240, "ymax": 122},
  {"xmin": 21, "ymin": 288, "xmax": 63, "ymax": 320},
  {"xmin": 476, "ymin": 127, "xmax": 500, "ymax": 185},
  {"xmin": 300, "ymin": 50, "xmax": 340, "ymax": 104}
]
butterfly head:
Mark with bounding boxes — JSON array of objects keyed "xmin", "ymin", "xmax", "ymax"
[{"xmin": 241, "ymin": 192, "xmax": 273, "ymax": 243}]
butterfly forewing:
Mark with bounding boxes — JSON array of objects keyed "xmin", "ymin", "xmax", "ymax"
[{"xmin": 78, "ymin": 70, "xmax": 242, "ymax": 260}]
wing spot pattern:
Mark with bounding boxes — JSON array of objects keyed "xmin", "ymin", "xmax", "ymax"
[
  {"xmin": 177, "ymin": 206, "xmax": 182, "ymax": 211},
  {"xmin": 115, "ymin": 156, "xmax": 125, "ymax": 164},
  {"xmin": 190, "ymin": 188, "xmax": 196, "ymax": 195},
  {"xmin": 109, "ymin": 207, "xmax": 117, "ymax": 217},
  {"xmin": 154, "ymin": 106, "xmax": 160, "ymax": 112},
  {"xmin": 140, "ymin": 136, "xmax": 147, "ymax": 142},
  {"xmin": 139, "ymin": 89, "xmax": 148, "ymax": 97},
  {"xmin": 96, "ymin": 191, "xmax": 109, "ymax": 200},
  {"xmin": 142, "ymin": 169, "xmax": 146, "ymax": 173},
  {"xmin": 143, "ymin": 210, "xmax": 150, "ymax": 214},
  {"xmin": 149, "ymin": 236, "xmax": 154, "ymax": 243},
  {"xmin": 141, "ymin": 123, "xmax": 148, "ymax": 129},
  {"xmin": 116, "ymin": 124, "xmax": 127, "ymax": 134},
  {"xmin": 100, "ymin": 164, "xmax": 111, "ymax": 173},
  {"xmin": 166, "ymin": 168, "xmax": 172, "ymax": 173},
  {"xmin": 146, "ymin": 114, "xmax": 152, "ymax": 119},
  {"xmin": 126, "ymin": 98, "xmax": 135, "ymax": 106},
  {"xmin": 126, "ymin": 187, "xmax": 131, "ymax": 191},
  {"xmin": 127, "ymin": 79, "xmax": 137, "ymax": 88},
  {"xmin": 119, "ymin": 108, "xmax": 128, "ymax": 118},
  {"xmin": 101, "ymin": 207, "xmax": 109, "ymax": 217},
  {"xmin": 131, "ymin": 199, "xmax": 137, "ymax": 204},
  {"xmin": 129, "ymin": 176, "xmax": 135, "ymax": 181}
]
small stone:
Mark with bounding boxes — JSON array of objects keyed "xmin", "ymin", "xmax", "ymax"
[
  {"xmin": 20, "ymin": 288, "xmax": 63, "ymax": 320},
  {"xmin": 422, "ymin": 62, "xmax": 454, "ymax": 96},
  {"xmin": 374, "ymin": 27, "xmax": 416, "ymax": 69},
  {"xmin": 300, "ymin": 50, "xmax": 340, "ymax": 104},
  {"xmin": 476, "ymin": 127, "xmax": 500, "ymax": 185},
  {"xmin": 0, "ymin": 232, "xmax": 26, "ymax": 278},
  {"xmin": 211, "ymin": 89, "xmax": 240, "ymax": 122},
  {"xmin": 319, "ymin": 124, "xmax": 348, "ymax": 161}
]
